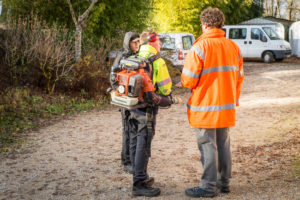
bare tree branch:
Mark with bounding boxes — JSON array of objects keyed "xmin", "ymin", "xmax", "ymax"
[
  {"xmin": 79, "ymin": 0, "xmax": 98, "ymax": 24},
  {"xmin": 66, "ymin": 0, "xmax": 78, "ymax": 25},
  {"xmin": 65, "ymin": 0, "xmax": 99, "ymax": 62}
]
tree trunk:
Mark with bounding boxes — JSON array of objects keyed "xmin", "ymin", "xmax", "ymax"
[
  {"xmin": 276, "ymin": 0, "xmax": 281, "ymax": 18},
  {"xmin": 271, "ymin": 0, "xmax": 274, "ymax": 16},
  {"xmin": 265, "ymin": 0, "xmax": 270, "ymax": 16},
  {"xmin": 286, "ymin": 0, "xmax": 294, "ymax": 20},
  {"xmin": 75, "ymin": 26, "xmax": 82, "ymax": 62},
  {"xmin": 274, "ymin": 0, "xmax": 281, "ymax": 18},
  {"xmin": 66, "ymin": 0, "xmax": 98, "ymax": 63}
]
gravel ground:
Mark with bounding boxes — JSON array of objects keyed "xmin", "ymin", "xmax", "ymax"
[{"xmin": 0, "ymin": 60, "xmax": 300, "ymax": 200}]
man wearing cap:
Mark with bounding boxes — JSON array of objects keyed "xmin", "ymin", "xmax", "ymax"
[
  {"xmin": 128, "ymin": 30, "xmax": 173, "ymax": 197},
  {"xmin": 111, "ymin": 31, "xmax": 140, "ymax": 174}
]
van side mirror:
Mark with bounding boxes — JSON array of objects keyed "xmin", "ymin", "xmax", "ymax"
[{"xmin": 261, "ymin": 36, "xmax": 267, "ymax": 42}]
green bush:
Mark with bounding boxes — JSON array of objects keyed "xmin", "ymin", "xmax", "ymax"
[
  {"xmin": 0, "ymin": 17, "xmax": 116, "ymax": 96},
  {"xmin": 0, "ymin": 18, "xmax": 75, "ymax": 93}
]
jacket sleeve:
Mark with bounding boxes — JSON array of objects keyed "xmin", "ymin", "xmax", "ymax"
[
  {"xmin": 181, "ymin": 45, "xmax": 204, "ymax": 89},
  {"xmin": 112, "ymin": 52, "xmax": 123, "ymax": 67},
  {"xmin": 236, "ymin": 50, "xmax": 244, "ymax": 106},
  {"xmin": 144, "ymin": 92, "xmax": 172, "ymax": 107},
  {"xmin": 154, "ymin": 58, "xmax": 172, "ymax": 96}
]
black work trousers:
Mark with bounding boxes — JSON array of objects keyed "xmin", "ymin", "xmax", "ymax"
[
  {"xmin": 120, "ymin": 108, "xmax": 131, "ymax": 166},
  {"xmin": 129, "ymin": 111, "xmax": 156, "ymax": 185}
]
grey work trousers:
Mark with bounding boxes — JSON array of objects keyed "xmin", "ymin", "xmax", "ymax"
[
  {"xmin": 129, "ymin": 112, "xmax": 156, "ymax": 185},
  {"xmin": 120, "ymin": 108, "xmax": 131, "ymax": 166},
  {"xmin": 195, "ymin": 128, "xmax": 232, "ymax": 192}
]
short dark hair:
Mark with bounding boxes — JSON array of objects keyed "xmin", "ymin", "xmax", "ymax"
[{"xmin": 200, "ymin": 8, "xmax": 225, "ymax": 29}]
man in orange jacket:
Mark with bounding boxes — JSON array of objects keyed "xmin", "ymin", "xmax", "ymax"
[{"xmin": 181, "ymin": 8, "xmax": 244, "ymax": 198}]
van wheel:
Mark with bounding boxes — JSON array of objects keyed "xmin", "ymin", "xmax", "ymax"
[{"xmin": 263, "ymin": 51, "xmax": 274, "ymax": 63}]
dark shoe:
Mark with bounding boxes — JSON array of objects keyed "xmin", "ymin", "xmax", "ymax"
[
  {"xmin": 132, "ymin": 183, "xmax": 160, "ymax": 197},
  {"xmin": 185, "ymin": 187, "xmax": 216, "ymax": 198},
  {"xmin": 123, "ymin": 165, "xmax": 133, "ymax": 174},
  {"xmin": 143, "ymin": 177, "xmax": 154, "ymax": 187},
  {"xmin": 218, "ymin": 185, "xmax": 230, "ymax": 193},
  {"xmin": 216, "ymin": 182, "xmax": 230, "ymax": 193}
]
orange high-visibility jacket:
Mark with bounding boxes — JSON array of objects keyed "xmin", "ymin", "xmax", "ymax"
[{"xmin": 181, "ymin": 28, "xmax": 244, "ymax": 128}]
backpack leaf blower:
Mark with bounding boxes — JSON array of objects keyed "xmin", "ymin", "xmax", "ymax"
[{"xmin": 109, "ymin": 55, "xmax": 155, "ymax": 110}]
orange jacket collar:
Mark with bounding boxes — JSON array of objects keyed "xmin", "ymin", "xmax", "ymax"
[{"xmin": 194, "ymin": 28, "xmax": 225, "ymax": 44}]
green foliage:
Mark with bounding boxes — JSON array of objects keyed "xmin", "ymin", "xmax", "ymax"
[
  {"xmin": 2, "ymin": 0, "xmax": 152, "ymax": 38},
  {"xmin": 152, "ymin": 0, "xmax": 263, "ymax": 37},
  {"xmin": 292, "ymin": 160, "xmax": 300, "ymax": 180},
  {"xmin": 2, "ymin": 0, "xmax": 86, "ymax": 28},
  {"xmin": 85, "ymin": 0, "xmax": 153, "ymax": 37},
  {"xmin": 0, "ymin": 87, "xmax": 107, "ymax": 152}
]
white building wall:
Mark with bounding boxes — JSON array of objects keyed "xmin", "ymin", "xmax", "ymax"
[{"xmin": 289, "ymin": 21, "xmax": 300, "ymax": 57}]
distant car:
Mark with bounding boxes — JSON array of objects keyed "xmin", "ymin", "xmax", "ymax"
[{"xmin": 158, "ymin": 33, "xmax": 195, "ymax": 68}]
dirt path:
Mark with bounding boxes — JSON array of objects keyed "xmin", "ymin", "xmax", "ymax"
[{"xmin": 1, "ymin": 61, "xmax": 300, "ymax": 200}]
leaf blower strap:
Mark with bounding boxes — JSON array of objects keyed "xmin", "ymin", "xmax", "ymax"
[
  {"xmin": 146, "ymin": 106, "xmax": 154, "ymax": 157},
  {"xmin": 145, "ymin": 54, "xmax": 160, "ymax": 91},
  {"xmin": 147, "ymin": 54, "xmax": 160, "ymax": 64}
]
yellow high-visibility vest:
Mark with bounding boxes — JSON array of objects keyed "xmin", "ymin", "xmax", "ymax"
[{"xmin": 138, "ymin": 44, "xmax": 172, "ymax": 96}]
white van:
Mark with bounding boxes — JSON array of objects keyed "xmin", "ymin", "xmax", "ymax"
[
  {"xmin": 223, "ymin": 25, "xmax": 291, "ymax": 62},
  {"xmin": 158, "ymin": 33, "xmax": 195, "ymax": 68}
]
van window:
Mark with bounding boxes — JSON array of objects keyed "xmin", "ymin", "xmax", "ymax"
[
  {"xmin": 262, "ymin": 27, "xmax": 281, "ymax": 40},
  {"xmin": 229, "ymin": 28, "xmax": 247, "ymax": 39},
  {"xmin": 251, "ymin": 28, "xmax": 267, "ymax": 42},
  {"xmin": 182, "ymin": 36, "xmax": 193, "ymax": 50},
  {"xmin": 161, "ymin": 37, "xmax": 176, "ymax": 50}
]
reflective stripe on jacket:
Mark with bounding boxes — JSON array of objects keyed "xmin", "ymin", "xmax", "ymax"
[
  {"xmin": 138, "ymin": 45, "xmax": 172, "ymax": 96},
  {"xmin": 181, "ymin": 28, "xmax": 244, "ymax": 128}
]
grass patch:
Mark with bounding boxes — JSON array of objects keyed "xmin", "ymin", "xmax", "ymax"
[
  {"xmin": 292, "ymin": 160, "xmax": 300, "ymax": 181},
  {"xmin": 0, "ymin": 87, "xmax": 109, "ymax": 153}
]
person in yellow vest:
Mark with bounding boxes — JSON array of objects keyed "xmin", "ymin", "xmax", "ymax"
[
  {"xmin": 181, "ymin": 8, "xmax": 244, "ymax": 198},
  {"xmin": 129, "ymin": 30, "xmax": 173, "ymax": 197}
]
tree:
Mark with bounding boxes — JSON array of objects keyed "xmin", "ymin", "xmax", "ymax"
[
  {"xmin": 285, "ymin": 0, "xmax": 300, "ymax": 20},
  {"xmin": 263, "ymin": 0, "xmax": 300, "ymax": 20},
  {"xmin": 86, "ymin": 0, "xmax": 152, "ymax": 38},
  {"xmin": 152, "ymin": 0, "xmax": 263, "ymax": 37},
  {"xmin": 66, "ymin": 0, "xmax": 98, "ymax": 62},
  {"xmin": 2, "ymin": 0, "xmax": 153, "ymax": 38}
]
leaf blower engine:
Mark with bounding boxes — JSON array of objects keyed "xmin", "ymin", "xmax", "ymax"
[{"xmin": 109, "ymin": 55, "xmax": 155, "ymax": 109}]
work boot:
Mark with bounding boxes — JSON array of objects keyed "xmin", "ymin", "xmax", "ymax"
[
  {"xmin": 123, "ymin": 165, "xmax": 133, "ymax": 174},
  {"xmin": 217, "ymin": 184, "xmax": 230, "ymax": 193},
  {"xmin": 132, "ymin": 181, "xmax": 160, "ymax": 197},
  {"xmin": 216, "ymin": 182, "xmax": 230, "ymax": 193},
  {"xmin": 185, "ymin": 187, "xmax": 216, "ymax": 198},
  {"xmin": 143, "ymin": 177, "xmax": 154, "ymax": 187}
]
